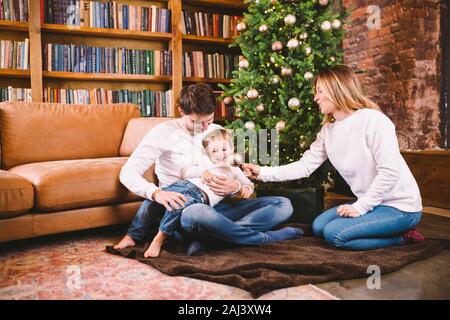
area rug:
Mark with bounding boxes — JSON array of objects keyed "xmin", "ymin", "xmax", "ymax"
[
  {"xmin": 106, "ymin": 224, "xmax": 450, "ymax": 298},
  {"xmin": 0, "ymin": 226, "xmax": 338, "ymax": 300}
]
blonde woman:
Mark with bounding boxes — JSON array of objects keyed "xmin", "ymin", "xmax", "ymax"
[{"xmin": 243, "ymin": 65, "xmax": 425, "ymax": 250}]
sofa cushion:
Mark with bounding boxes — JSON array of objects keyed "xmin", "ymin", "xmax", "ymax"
[
  {"xmin": 119, "ymin": 117, "xmax": 171, "ymax": 156},
  {"xmin": 0, "ymin": 102, "xmax": 140, "ymax": 169},
  {"xmin": 9, "ymin": 157, "xmax": 151, "ymax": 212},
  {"xmin": 0, "ymin": 170, "xmax": 34, "ymax": 218}
]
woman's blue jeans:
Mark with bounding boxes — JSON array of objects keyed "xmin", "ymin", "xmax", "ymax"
[
  {"xmin": 127, "ymin": 191, "xmax": 293, "ymax": 245},
  {"xmin": 312, "ymin": 204, "xmax": 422, "ymax": 250}
]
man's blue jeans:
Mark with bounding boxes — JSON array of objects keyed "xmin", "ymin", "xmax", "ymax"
[
  {"xmin": 312, "ymin": 204, "xmax": 422, "ymax": 250},
  {"xmin": 127, "ymin": 193, "xmax": 293, "ymax": 245}
]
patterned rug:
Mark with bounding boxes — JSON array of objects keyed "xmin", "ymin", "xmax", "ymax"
[{"xmin": 0, "ymin": 226, "xmax": 338, "ymax": 300}]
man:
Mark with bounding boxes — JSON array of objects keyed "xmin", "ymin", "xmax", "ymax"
[{"xmin": 114, "ymin": 83, "xmax": 293, "ymax": 255}]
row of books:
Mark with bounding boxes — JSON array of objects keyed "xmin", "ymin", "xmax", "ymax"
[
  {"xmin": 183, "ymin": 51, "xmax": 238, "ymax": 79},
  {"xmin": 0, "ymin": 39, "xmax": 29, "ymax": 70},
  {"xmin": 44, "ymin": 1, "xmax": 171, "ymax": 32},
  {"xmin": 0, "ymin": 0, "xmax": 28, "ymax": 21},
  {"xmin": 0, "ymin": 87, "xmax": 32, "ymax": 102},
  {"xmin": 181, "ymin": 10, "xmax": 241, "ymax": 38},
  {"xmin": 43, "ymin": 88, "xmax": 173, "ymax": 117},
  {"xmin": 215, "ymin": 100, "xmax": 238, "ymax": 119},
  {"xmin": 43, "ymin": 43, "xmax": 172, "ymax": 75}
]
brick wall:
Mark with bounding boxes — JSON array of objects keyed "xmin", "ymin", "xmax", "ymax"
[{"xmin": 342, "ymin": 0, "xmax": 443, "ymax": 150}]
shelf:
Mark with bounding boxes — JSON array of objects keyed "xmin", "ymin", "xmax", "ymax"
[
  {"xmin": 184, "ymin": 77, "xmax": 231, "ymax": 83},
  {"xmin": 182, "ymin": 35, "xmax": 234, "ymax": 45},
  {"xmin": 41, "ymin": 24, "xmax": 172, "ymax": 41},
  {"xmin": 183, "ymin": 0, "xmax": 246, "ymax": 10},
  {"xmin": 0, "ymin": 69, "xmax": 30, "ymax": 78},
  {"xmin": 0, "ymin": 20, "xmax": 29, "ymax": 32},
  {"xmin": 43, "ymin": 71, "xmax": 172, "ymax": 83}
]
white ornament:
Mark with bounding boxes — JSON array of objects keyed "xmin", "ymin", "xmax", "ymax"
[
  {"xmin": 275, "ymin": 120, "xmax": 286, "ymax": 131},
  {"xmin": 332, "ymin": 19, "xmax": 342, "ymax": 29},
  {"xmin": 236, "ymin": 22, "xmax": 247, "ymax": 32},
  {"xmin": 245, "ymin": 121, "xmax": 256, "ymax": 130},
  {"xmin": 299, "ymin": 32, "xmax": 308, "ymax": 40},
  {"xmin": 247, "ymin": 89, "xmax": 259, "ymax": 100},
  {"xmin": 281, "ymin": 67, "xmax": 292, "ymax": 76},
  {"xmin": 271, "ymin": 41, "xmax": 283, "ymax": 51},
  {"xmin": 259, "ymin": 24, "xmax": 268, "ymax": 32},
  {"xmin": 330, "ymin": 56, "xmax": 336, "ymax": 62},
  {"xmin": 305, "ymin": 46, "xmax": 312, "ymax": 55},
  {"xmin": 304, "ymin": 71, "xmax": 314, "ymax": 80},
  {"xmin": 288, "ymin": 97, "xmax": 300, "ymax": 110},
  {"xmin": 321, "ymin": 20, "xmax": 332, "ymax": 31},
  {"xmin": 287, "ymin": 38, "xmax": 299, "ymax": 49},
  {"xmin": 284, "ymin": 14, "xmax": 296, "ymax": 26},
  {"xmin": 270, "ymin": 55, "xmax": 276, "ymax": 63},
  {"xmin": 318, "ymin": 0, "xmax": 329, "ymax": 6},
  {"xmin": 271, "ymin": 75, "xmax": 281, "ymax": 84},
  {"xmin": 256, "ymin": 103, "xmax": 265, "ymax": 112},
  {"xmin": 238, "ymin": 59, "xmax": 249, "ymax": 68}
]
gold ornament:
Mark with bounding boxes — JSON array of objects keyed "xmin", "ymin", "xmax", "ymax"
[
  {"xmin": 256, "ymin": 104, "xmax": 265, "ymax": 112},
  {"xmin": 299, "ymin": 32, "xmax": 308, "ymax": 40},
  {"xmin": 271, "ymin": 41, "xmax": 283, "ymax": 51},
  {"xmin": 287, "ymin": 38, "xmax": 299, "ymax": 49},
  {"xmin": 275, "ymin": 120, "xmax": 286, "ymax": 131},
  {"xmin": 223, "ymin": 96, "xmax": 234, "ymax": 105},
  {"xmin": 281, "ymin": 67, "xmax": 293, "ymax": 76},
  {"xmin": 271, "ymin": 75, "xmax": 281, "ymax": 84},
  {"xmin": 288, "ymin": 97, "xmax": 300, "ymax": 110},
  {"xmin": 238, "ymin": 59, "xmax": 249, "ymax": 68},
  {"xmin": 259, "ymin": 24, "xmax": 268, "ymax": 32},
  {"xmin": 321, "ymin": 20, "xmax": 332, "ymax": 31},
  {"xmin": 247, "ymin": 89, "xmax": 259, "ymax": 100},
  {"xmin": 245, "ymin": 121, "xmax": 256, "ymax": 130},
  {"xmin": 305, "ymin": 46, "xmax": 312, "ymax": 55},
  {"xmin": 304, "ymin": 71, "xmax": 314, "ymax": 80},
  {"xmin": 332, "ymin": 19, "xmax": 342, "ymax": 29},
  {"xmin": 236, "ymin": 22, "xmax": 247, "ymax": 32},
  {"xmin": 318, "ymin": 0, "xmax": 329, "ymax": 6},
  {"xmin": 284, "ymin": 14, "xmax": 296, "ymax": 26}
]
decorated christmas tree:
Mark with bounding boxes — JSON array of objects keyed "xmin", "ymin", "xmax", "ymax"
[{"xmin": 220, "ymin": 0, "xmax": 345, "ymax": 187}]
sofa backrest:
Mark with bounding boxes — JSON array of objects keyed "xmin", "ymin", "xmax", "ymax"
[
  {"xmin": 119, "ymin": 117, "xmax": 171, "ymax": 156},
  {"xmin": 0, "ymin": 102, "xmax": 140, "ymax": 169}
]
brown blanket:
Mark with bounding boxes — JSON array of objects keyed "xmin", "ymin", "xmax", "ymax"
[{"xmin": 106, "ymin": 224, "xmax": 449, "ymax": 298}]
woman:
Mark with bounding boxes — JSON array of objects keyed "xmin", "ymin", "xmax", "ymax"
[{"xmin": 243, "ymin": 65, "xmax": 424, "ymax": 250}]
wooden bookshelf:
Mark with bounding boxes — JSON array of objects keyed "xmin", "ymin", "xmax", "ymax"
[{"xmin": 0, "ymin": 0, "xmax": 244, "ymax": 119}]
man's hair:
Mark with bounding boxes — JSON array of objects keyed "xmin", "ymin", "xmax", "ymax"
[{"xmin": 179, "ymin": 83, "xmax": 217, "ymax": 115}]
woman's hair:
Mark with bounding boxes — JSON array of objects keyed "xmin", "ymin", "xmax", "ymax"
[
  {"xmin": 313, "ymin": 64, "xmax": 380, "ymax": 124},
  {"xmin": 202, "ymin": 129, "xmax": 234, "ymax": 154}
]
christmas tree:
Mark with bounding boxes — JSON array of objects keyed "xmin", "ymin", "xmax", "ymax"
[{"xmin": 220, "ymin": 0, "xmax": 345, "ymax": 187}]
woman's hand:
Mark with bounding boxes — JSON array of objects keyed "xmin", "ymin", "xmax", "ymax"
[
  {"xmin": 241, "ymin": 163, "xmax": 260, "ymax": 180},
  {"xmin": 337, "ymin": 204, "xmax": 361, "ymax": 218},
  {"xmin": 206, "ymin": 176, "xmax": 239, "ymax": 196}
]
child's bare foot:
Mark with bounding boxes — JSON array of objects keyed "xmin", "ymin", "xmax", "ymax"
[
  {"xmin": 113, "ymin": 235, "xmax": 135, "ymax": 250},
  {"xmin": 144, "ymin": 231, "xmax": 167, "ymax": 258}
]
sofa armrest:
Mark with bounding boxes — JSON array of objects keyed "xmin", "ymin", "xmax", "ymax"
[
  {"xmin": 119, "ymin": 117, "xmax": 171, "ymax": 157},
  {"xmin": 0, "ymin": 169, "xmax": 34, "ymax": 218}
]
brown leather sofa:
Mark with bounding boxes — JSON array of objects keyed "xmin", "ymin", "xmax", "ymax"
[{"xmin": 0, "ymin": 101, "xmax": 170, "ymax": 243}]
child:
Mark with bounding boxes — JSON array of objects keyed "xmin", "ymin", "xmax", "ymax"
[{"xmin": 144, "ymin": 129, "xmax": 254, "ymax": 258}]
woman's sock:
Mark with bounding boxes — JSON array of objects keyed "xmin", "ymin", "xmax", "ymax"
[{"xmin": 266, "ymin": 227, "xmax": 304, "ymax": 243}]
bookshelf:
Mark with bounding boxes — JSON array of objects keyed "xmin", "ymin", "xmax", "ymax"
[{"xmin": 0, "ymin": 0, "xmax": 245, "ymax": 119}]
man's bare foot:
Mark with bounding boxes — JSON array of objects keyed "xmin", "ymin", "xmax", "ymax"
[
  {"xmin": 144, "ymin": 231, "xmax": 166, "ymax": 258},
  {"xmin": 113, "ymin": 235, "xmax": 135, "ymax": 250}
]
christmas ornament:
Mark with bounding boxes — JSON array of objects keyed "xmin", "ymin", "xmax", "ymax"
[
  {"xmin": 236, "ymin": 22, "xmax": 247, "ymax": 32},
  {"xmin": 321, "ymin": 20, "xmax": 332, "ymax": 31},
  {"xmin": 270, "ymin": 55, "xmax": 277, "ymax": 63},
  {"xmin": 287, "ymin": 38, "xmax": 299, "ymax": 49},
  {"xmin": 275, "ymin": 120, "xmax": 286, "ymax": 131},
  {"xmin": 299, "ymin": 32, "xmax": 308, "ymax": 40},
  {"xmin": 271, "ymin": 41, "xmax": 283, "ymax": 51},
  {"xmin": 330, "ymin": 56, "xmax": 336, "ymax": 62},
  {"xmin": 318, "ymin": 0, "xmax": 329, "ymax": 6},
  {"xmin": 223, "ymin": 96, "xmax": 234, "ymax": 105},
  {"xmin": 281, "ymin": 67, "xmax": 292, "ymax": 76},
  {"xmin": 284, "ymin": 14, "xmax": 296, "ymax": 26},
  {"xmin": 245, "ymin": 121, "xmax": 256, "ymax": 130},
  {"xmin": 238, "ymin": 59, "xmax": 249, "ymax": 68},
  {"xmin": 247, "ymin": 89, "xmax": 259, "ymax": 100},
  {"xmin": 256, "ymin": 103, "xmax": 265, "ymax": 112},
  {"xmin": 304, "ymin": 46, "xmax": 312, "ymax": 55},
  {"xmin": 332, "ymin": 19, "xmax": 341, "ymax": 29},
  {"xmin": 259, "ymin": 24, "xmax": 268, "ymax": 32},
  {"xmin": 271, "ymin": 75, "xmax": 281, "ymax": 84},
  {"xmin": 288, "ymin": 97, "xmax": 300, "ymax": 110},
  {"xmin": 304, "ymin": 71, "xmax": 314, "ymax": 80}
]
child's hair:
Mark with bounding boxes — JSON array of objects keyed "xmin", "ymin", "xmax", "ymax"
[
  {"xmin": 178, "ymin": 83, "xmax": 217, "ymax": 115},
  {"xmin": 313, "ymin": 64, "xmax": 380, "ymax": 124},
  {"xmin": 202, "ymin": 129, "xmax": 234, "ymax": 154}
]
